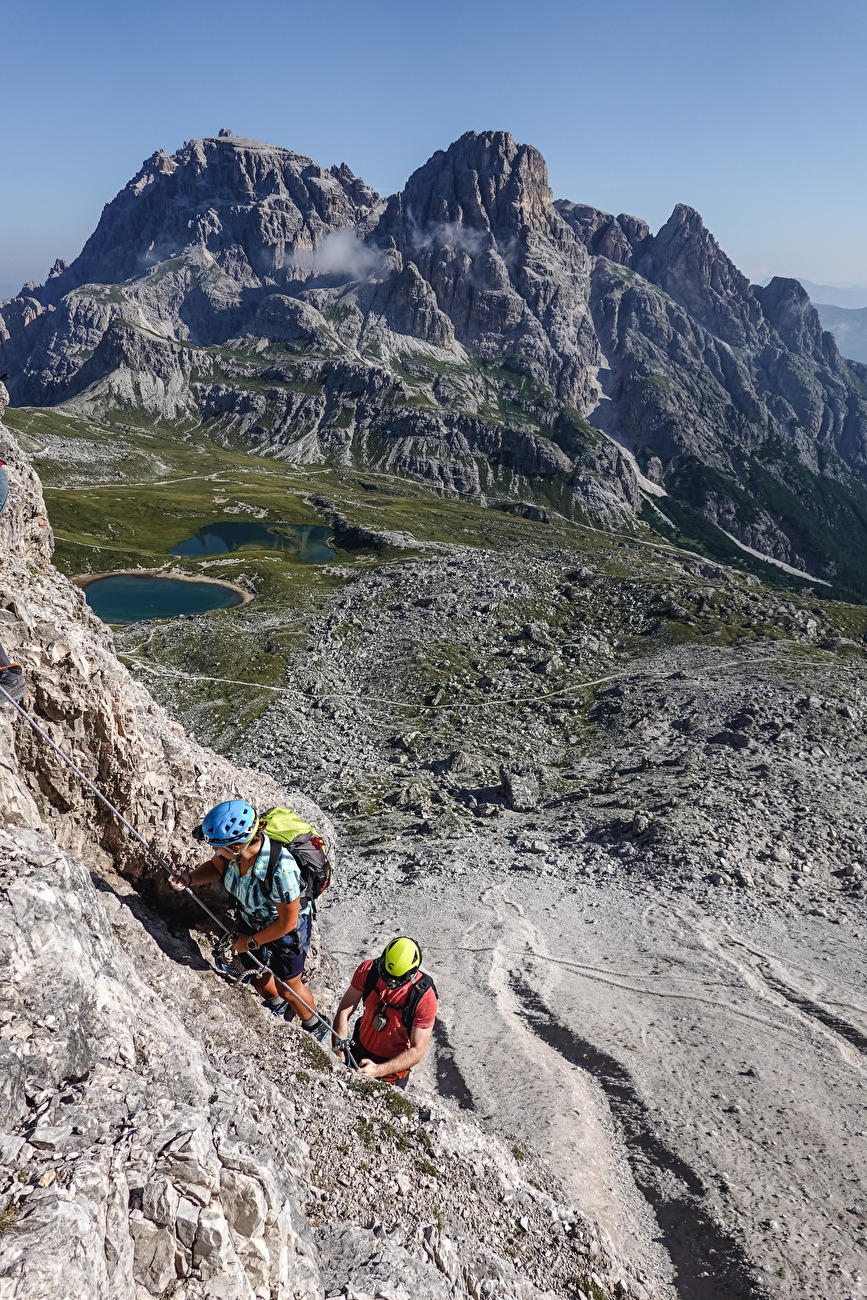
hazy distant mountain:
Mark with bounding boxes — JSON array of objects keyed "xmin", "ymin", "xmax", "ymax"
[
  {"xmin": 4, "ymin": 128, "xmax": 867, "ymax": 596},
  {"xmin": 812, "ymin": 302, "xmax": 867, "ymax": 364},
  {"xmin": 783, "ymin": 278, "xmax": 867, "ymax": 310},
  {"xmin": 778, "ymin": 278, "xmax": 867, "ymax": 366}
]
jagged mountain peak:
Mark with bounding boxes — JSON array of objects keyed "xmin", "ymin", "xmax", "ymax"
[
  {"xmin": 639, "ymin": 200, "xmax": 760, "ymax": 346},
  {"xmin": 555, "ymin": 200, "xmax": 651, "ymax": 266},
  {"xmin": 756, "ymin": 274, "xmax": 836, "ymax": 359},
  {"xmin": 648, "ymin": 200, "xmax": 736, "ymax": 265},
  {"xmin": 386, "ymin": 129, "xmax": 554, "ymax": 242},
  {"xmin": 35, "ymin": 134, "xmax": 379, "ymax": 306},
  {"xmin": 422, "ymin": 127, "xmax": 535, "ymax": 175},
  {"xmin": 760, "ymin": 273, "xmax": 813, "ymax": 306},
  {"xmin": 649, "ymin": 200, "xmax": 736, "ymax": 266},
  {"xmin": 662, "ymin": 200, "xmax": 706, "ymax": 229},
  {"xmin": 369, "ymin": 129, "xmax": 597, "ymax": 404}
]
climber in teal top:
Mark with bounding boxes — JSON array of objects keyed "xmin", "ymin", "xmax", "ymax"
[
  {"xmin": 220, "ymin": 832, "xmax": 312, "ymax": 932},
  {"xmin": 170, "ymin": 799, "xmax": 326, "ymax": 1038}
]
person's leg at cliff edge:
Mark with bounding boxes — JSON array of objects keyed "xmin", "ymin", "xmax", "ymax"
[{"xmin": 0, "ymin": 641, "xmax": 29, "ymax": 704}]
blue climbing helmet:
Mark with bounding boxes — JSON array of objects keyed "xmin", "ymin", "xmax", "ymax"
[{"xmin": 200, "ymin": 799, "xmax": 258, "ymax": 847}]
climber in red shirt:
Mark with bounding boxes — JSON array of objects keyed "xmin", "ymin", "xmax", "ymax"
[{"xmin": 332, "ymin": 936, "xmax": 437, "ymax": 1089}]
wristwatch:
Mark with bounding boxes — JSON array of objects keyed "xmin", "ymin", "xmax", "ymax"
[{"xmin": 247, "ymin": 937, "xmax": 259, "ymax": 951}]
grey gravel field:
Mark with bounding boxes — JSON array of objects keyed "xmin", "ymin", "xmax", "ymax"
[
  {"xmin": 326, "ymin": 869, "xmax": 867, "ymax": 1300},
  {"xmin": 200, "ymin": 541, "xmax": 867, "ymax": 1300}
]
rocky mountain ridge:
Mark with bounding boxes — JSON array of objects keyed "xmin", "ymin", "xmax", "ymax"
[
  {"xmin": 23, "ymin": 132, "xmax": 380, "ymax": 306},
  {"xmin": 4, "ymin": 130, "xmax": 867, "ymax": 595}
]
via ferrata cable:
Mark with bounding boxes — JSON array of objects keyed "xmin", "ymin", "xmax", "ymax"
[{"xmin": 0, "ymin": 682, "xmax": 355, "ymax": 1065}]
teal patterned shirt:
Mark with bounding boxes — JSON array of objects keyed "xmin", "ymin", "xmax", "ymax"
[{"xmin": 221, "ymin": 833, "xmax": 310, "ymax": 930}]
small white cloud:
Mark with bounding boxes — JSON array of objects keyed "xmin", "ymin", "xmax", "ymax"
[
  {"xmin": 409, "ymin": 219, "xmax": 489, "ymax": 259},
  {"xmin": 288, "ymin": 230, "xmax": 384, "ymax": 281}
]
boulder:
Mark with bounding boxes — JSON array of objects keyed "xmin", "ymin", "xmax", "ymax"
[{"xmin": 500, "ymin": 767, "xmax": 546, "ymax": 812}]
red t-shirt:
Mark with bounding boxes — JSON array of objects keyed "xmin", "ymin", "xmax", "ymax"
[{"xmin": 351, "ymin": 960, "xmax": 438, "ymax": 1059}]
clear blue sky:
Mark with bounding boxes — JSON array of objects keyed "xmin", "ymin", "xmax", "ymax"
[{"xmin": 2, "ymin": 0, "xmax": 865, "ymax": 299}]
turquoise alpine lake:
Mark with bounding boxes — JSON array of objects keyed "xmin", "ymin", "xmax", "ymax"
[
  {"xmin": 82, "ymin": 574, "xmax": 245, "ymax": 624},
  {"xmin": 170, "ymin": 521, "xmax": 336, "ymax": 562}
]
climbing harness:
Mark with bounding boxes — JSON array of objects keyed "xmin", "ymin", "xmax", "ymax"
[
  {"xmin": 212, "ymin": 930, "xmax": 257, "ymax": 985},
  {"xmin": 0, "ymin": 681, "xmax": 356, "ymax": 1066}
]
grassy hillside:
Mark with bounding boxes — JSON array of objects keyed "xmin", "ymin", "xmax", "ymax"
[{"xmin": 10, "ymin": 403, "xmax": 867, "ymax": 747}]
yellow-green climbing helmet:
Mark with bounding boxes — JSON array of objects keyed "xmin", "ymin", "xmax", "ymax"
[{"xmin": 381, "ymin": 936, "xmax": 422, "ymax": 986}]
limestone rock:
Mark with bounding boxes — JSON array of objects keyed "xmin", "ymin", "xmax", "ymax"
[
  {"xmin": 0, "ymin": 826, "xmax": 322, "ymax": 1300},
  {"xmin": 193, "ymin": 1206, "xmax": 235, "ymax": 1278},
  {"xmin": 141, "ymin": 1175, "xmax": 179, "ymax": 1229},
  {"xmin": 130, "ymin": 1213, "xmax": 176, "ymax": 1295},
  {"xmin": 500, "ymin": 767, "xmax": 547, "ymax": 812},
  {"xmin": 220, "ymin": 1167, "xmax": 268, "ymax": 1238},
  {"xmin": 317, "ymin": 1224, "xmax": 454, "ymax": 1300},
  {"xmin": 0, "ymin": 383, "xmax": 332, "ymax": 890},
  {"xmin": 156, "ymin": 1123, "xmax": 220, "ymax": 1204},
  {"xmin": 175, "ymin": 1197, "xmax": 200, "ymax": 1249}
]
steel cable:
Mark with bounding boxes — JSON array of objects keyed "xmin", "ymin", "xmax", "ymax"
[{"xmin": 0, "ymin": 682, "xmax": 355, "ymax": 1065}]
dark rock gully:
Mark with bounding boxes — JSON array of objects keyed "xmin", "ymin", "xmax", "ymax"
[{"xmin": 510, "ymin": 976, "xmax": 767, "ymax": 1300}]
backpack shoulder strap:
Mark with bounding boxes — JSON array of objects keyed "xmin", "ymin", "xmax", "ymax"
[
  {"xmin": 363, "ymin": 961, "xmax": 381, "ymax": 1001},
  {"xmin": 264, "ymin": 835, "xmax": 283, "ymax": 896},
  {"xmin": 402, "ymin": 972, "xmax": 436, "ymax": 1033}
]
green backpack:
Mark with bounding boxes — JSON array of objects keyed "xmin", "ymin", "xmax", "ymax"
[{"xmin": 259, "ymin": 807, "xmax": 332, "ymax": 911}]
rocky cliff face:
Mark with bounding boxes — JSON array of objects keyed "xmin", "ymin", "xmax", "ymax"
[
  {"xmin": 0, "ymin": 387, "xmax": 644, "ymax": 1298},
  {"xmin": 0, "ymin": 377, "xmax": 322, "ymax": 880},
  {"xmin": 5, "ymin": 130, "xmax": 867, "ymax": 594},
  {"xmin": 372, "ymin": 132, "xmax": 600, "ymax": 409},
  {"xmin": 33, "ymin": 135, "xmax": 379, "ymax": 304},
  {"xmin": 0, "ymin": 826, "xmax": 325, "ymax": 1300}
]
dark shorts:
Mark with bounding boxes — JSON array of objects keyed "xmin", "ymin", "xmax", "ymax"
[
  {"xmin": 238, "ymin": 910, "xmax": 312, "ymax": 982},
  {"xmin": 350, "ymin": 1025, "xmax": 409, "ymax": 1089}
]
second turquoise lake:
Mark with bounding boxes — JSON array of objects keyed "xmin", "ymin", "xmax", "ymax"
[{"xmin": 170, "ymin": 521, "xmax": 337, "ymax": 563}]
